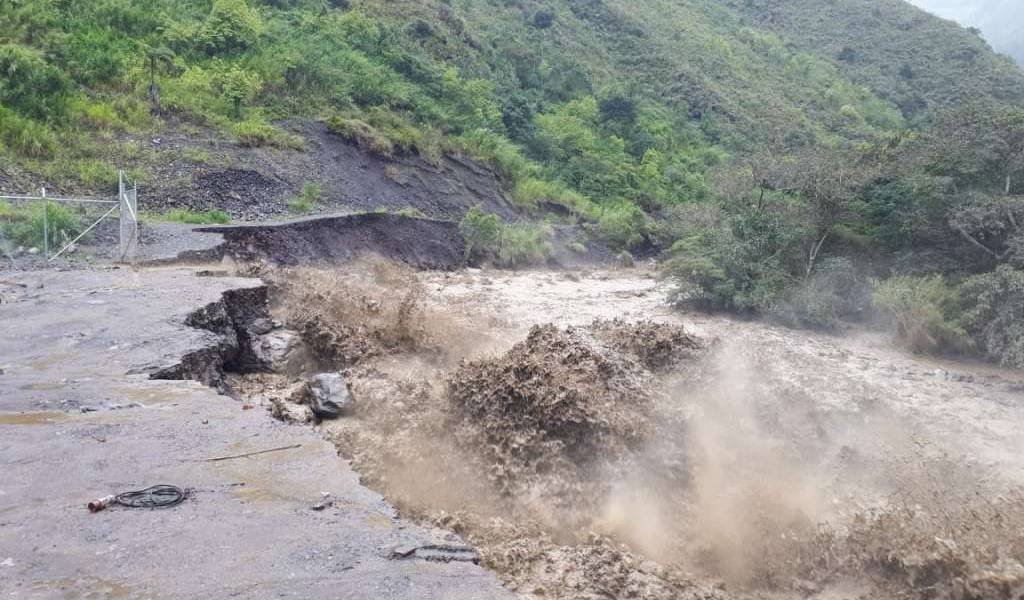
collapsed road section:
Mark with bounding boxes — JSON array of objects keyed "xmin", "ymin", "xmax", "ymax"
[{"xmin": 0, "ymin": 266, "xmax": 514, "ymax": 599}]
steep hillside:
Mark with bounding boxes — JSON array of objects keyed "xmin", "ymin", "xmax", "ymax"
[
  {"xmin": 3, "ymin": 0, "xmax": 1021, "ymax": 207},
  {"xmin": 2, "ymin": 0, "xmax": 1023, "ymax": 365},
  {"xmin": 726, "ymin": 0, "xmax": 1024, "ymax": 117}
]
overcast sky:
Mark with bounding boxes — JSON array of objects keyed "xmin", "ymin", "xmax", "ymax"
[{"xmin": 905, "ymin": 0, "xmax": 1023, "ymax": 63}]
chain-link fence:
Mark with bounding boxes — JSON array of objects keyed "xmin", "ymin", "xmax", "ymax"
[{"xmin": 0, "ymin": 171, "xmax": 138, "ymax": 264}]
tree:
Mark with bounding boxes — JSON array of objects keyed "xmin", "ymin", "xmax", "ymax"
[
  {"xmin": 947, "ymin": 195, "xmax": 1024, "ymax": 264},
  {"xmin": 0, "ymin": 43, "xmax": 70, "ymax": 119},
  {"xmin": 735, "ymin": 142, "xmax": 877, "ymax": 279},
  {"xmin": 145, "ymin": 46, "xmax": 175, "ymax": 112},
  {"xmin": 199, "ymin": 0, "xmax": 263, "ymax": 55},
  {"xmin": 931, "ymin": 103, "xmax": 1024, "ymax": 197},
  {"xmin": 929, "ymin": 104, "xmax": 1024, "ymax": 263},
  {"xmin": 218, "ymin": 65, "xmax": 262, "ymax": 119}
]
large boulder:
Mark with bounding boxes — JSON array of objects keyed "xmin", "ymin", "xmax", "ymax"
[
  {"xmin": 251, "ymin": 329, "xmax": 310, "ymax": 374},
  {"xmin": 304, "ymin": 372, "xmax": 352, "ymax": 420}
]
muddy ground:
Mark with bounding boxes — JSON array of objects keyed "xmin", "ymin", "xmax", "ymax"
[{"xmin": 227, "ymin": 262, "xmax": 1024, "ymax": 600}]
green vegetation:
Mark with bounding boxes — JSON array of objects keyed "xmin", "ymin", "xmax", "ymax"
[
  {"xmin": 873, "ymin": 275, "xmax": 969, "ymax": 355},
  {"xmin": 960, "ymin": 266, "xmax": 1024, "ymax": 369},
  {"xmin": 287, "ymin": 182, "xmax": 321, "ymax": 214},
  {"xmin": 160, "ymin": 208, "xmax": 232, "ymax": 225},
  {"xmin": 0, "ymin": 201, "xmax": 83, "ymax": 249},
  {"xmin": 459, "ymin": 206, "xmax": 551, "ymax": 268},
  {"xmin": 3, "ymin": 0, "xmax": 1024, "ymax": 366}
]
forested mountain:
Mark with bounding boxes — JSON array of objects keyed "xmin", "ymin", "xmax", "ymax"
[{"xmin": 1, "ymin": 0, "xmax": 1023, "ymax": 366}]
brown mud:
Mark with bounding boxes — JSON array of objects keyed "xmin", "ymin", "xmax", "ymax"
[{"xmin": 229, "ymin": 261, "xmax": 1024, "ymax": 600}]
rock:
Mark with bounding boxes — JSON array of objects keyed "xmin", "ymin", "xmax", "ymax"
[
  {"xmin": 392, "ymin": 545, "xmax": 418, "ymax": 558},
  {"xmin": 252, "ymin": 329, "xmax": 309, "ymax": 374},
  {"xmin": 305, "ymin": 373, "xmax": 352, "ymax": 420},
  {"xmin": 311, "ymin": 492, "xmax": 335, "ymax": 511},
  {"xmin": 249, "ymin": 317, "xmax": 276, "ymax": 335},
  {"xmin": 27, "ymin": 247, "xmax": 39, "ymax": 255}
]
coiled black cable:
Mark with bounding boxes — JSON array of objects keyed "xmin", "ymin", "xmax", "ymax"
[{"xmin": 114, "ymin": 485, "xmax": 186, "ymax": 508}]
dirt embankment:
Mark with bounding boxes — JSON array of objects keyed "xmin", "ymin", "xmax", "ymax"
[{"xmin": 198, "ymin": 213, "xmax": 465, "ymax": 269}]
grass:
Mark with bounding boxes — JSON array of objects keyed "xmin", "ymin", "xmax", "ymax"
[
  {"xmin": 182, "ymin": 148, "xmax": 211, "ymax": 163},
  {"xmin": 159, "ymin": 208, "xmax": 232, "ymax": 225},
  {"xmin": 287, "ymin": 182, "xmax": 321, "ymax": 215},
  {"xmin": 0, "ymin": 201, "xmax": 83, "ymax": 248}
]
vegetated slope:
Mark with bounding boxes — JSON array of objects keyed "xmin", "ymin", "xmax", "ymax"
[
  {"xmin": 2, "ymin": 0, "xmax": 1024, "ymax": 363},
  {"xmin": 725, "ymin": 0, "xmax": 1024, "ymax": 117},
  {"xmin": 364, "ymin": 0, "xmax": 1024, "ymax": 138},
  {"xmin": 2, "ymin": 0, "xmax": 1019, "ymax": 220}
]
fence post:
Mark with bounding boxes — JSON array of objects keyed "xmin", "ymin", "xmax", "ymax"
[
  {"xmin": 42, "ymin": 187, "xmax": 48, "ymax": 259},
  {"xmin": 118, "ymin": 171, "xmax": 138, "ymax": 263}
]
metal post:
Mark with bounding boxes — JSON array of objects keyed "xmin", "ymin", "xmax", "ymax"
[{"xmin": 42, "ymin": 188, "xmax": 48, "ymax": 259}]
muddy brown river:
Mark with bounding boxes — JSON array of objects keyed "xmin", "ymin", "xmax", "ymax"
[{"xmin": 239, "ymin": 264, "xmax": 1024, "ymax": 600}]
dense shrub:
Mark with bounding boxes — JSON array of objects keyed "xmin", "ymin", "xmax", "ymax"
[
  {"xmin": 458, "ymin": 207, "xmax": 552, "ymax": 268},
  {"xmin": 532, "ymin": 11, "xmax": 554, "ymax": 29},
  {"xmin": 0, "ymin": 44, "xmax": 71, "ymax": 119},
  {"xmin": 0, "ymin": 107, "xmax": 58, "ymax": 158},
  {"xmin": 232, "ymin": 117, "xmax": 275, "ymax": 146},
  {"xmin": 459, "ymin": 206, "xmax": 500, "ymax": 261},
  {"xmin": 960, "ymin": 266, "xmax": 1024, "ymax": 369},
  {"xmin": 664, "ymin": 200, "xmax": 804, "ymax": 313},
  {"xmin": 771, "ymin": 258, "xmax": 872, "ymax": 330},
  {"xmin": 198, "ymin": 0, "xmax": 264, "ymax": 55},
  {"xmin": 597, "ymin": 203, "xmax": 648, "ymax": 251},
  {"xmin": 873, "ymin": 275, "xmax": 969, "ymax": 355},
  {"xmin": 496, "ymin": 222, "xmax": 553, "ymax": 268},
  {"xmin": 0, "ymin": 202, "xmax": 83, "ymax": 248}
]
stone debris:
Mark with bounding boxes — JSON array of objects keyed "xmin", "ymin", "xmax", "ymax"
[
  {"xmin": 251, "ymin": 329, "xmax": 309, "ymax": 374},
  {"xmin": 303, "ymin": 373, "xmax": 352, "ymax": 420}
]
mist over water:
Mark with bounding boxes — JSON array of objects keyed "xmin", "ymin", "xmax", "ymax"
[{"xmin": 907, "ymin": 0, "xmax": 1024, "ymax": 63}]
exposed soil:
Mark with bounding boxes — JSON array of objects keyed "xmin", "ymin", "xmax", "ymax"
[
  {"xmin": 3, "ymin": 119, "xmax": 518, "ymax": 223},
  {"xmin": 130, "ymin": 120, "xmax": 518, "ymax": 222},
  {"xmin": 201, "ymin": 213, "xmax": 466, "ymax": 269},
  {"xmin": 227, "ymin": 264, "xmax": 1024, "ymax": 600}
]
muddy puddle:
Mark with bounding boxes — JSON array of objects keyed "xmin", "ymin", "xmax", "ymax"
[
  {"xmin": 0, "ymin": 411, "xmax": 69, "ymax": 425},
  {"xmin": 229, "ymin": 260, "xmax": 1024, "ymax": 600}
]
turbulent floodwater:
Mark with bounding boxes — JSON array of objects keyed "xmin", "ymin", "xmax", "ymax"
[
  {"xmin": 243, "ymin": 264, "xmax": 1024, "ymax": 599},
  {"xmin": 425, "ymin": 268, "xmax": 1024, "ymax": 486}
]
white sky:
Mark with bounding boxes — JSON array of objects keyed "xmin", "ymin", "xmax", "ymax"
[{"xmin": 906, "ymin": 0, "xmax": 1024, "ymax": 62}]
